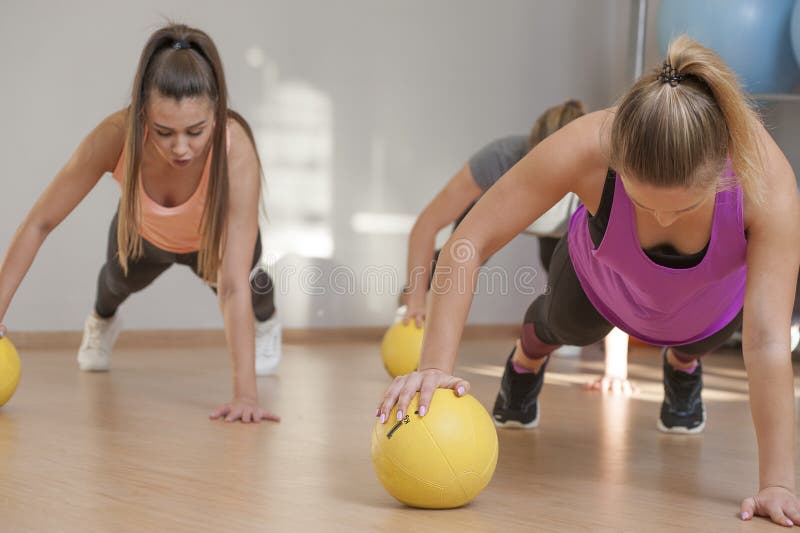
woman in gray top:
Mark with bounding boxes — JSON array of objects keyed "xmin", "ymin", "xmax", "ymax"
[{"xmin": 399, "ymin": 100, "xmax": 636, "ymax": 395}]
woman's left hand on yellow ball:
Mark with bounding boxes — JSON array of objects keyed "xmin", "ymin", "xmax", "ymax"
[{"xmin": 377, "ymin": 368, "xmax": 470, "ymax": 424}]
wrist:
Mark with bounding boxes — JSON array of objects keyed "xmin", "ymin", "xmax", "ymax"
[
  {"xmin": 407, "ymin": 295, "xmax": 427, "ymax": 313},
  {"xmin": 233, "ymin": 391, "xmax": 258, "ymax": 403},
  {"xmin": 233, "ymin": 376, "xmax": 257, "ymax": 400},
  {"xmin": 761, "ymin": 483, "xmax": 796, "ymax": 493},
  {"xmin": 419, "ymin": 366, "xmax": 451, "ymax": 375}
]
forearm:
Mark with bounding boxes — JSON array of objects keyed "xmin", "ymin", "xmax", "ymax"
[
  {"xmin": 218, "ymin": 287, "xmax": 257, "ymax": 399},
  {"xmin": 418, "ymin": 251, "xmax": 481, "ymax": 374},
  {"xmin": 745, "ymin": 350, "xmax": 796, "ymax": 490},
  {"xmin": 404, "ymin": 221, "xmax": 438, "ymax": 303},
  {"xmin": 0, "ymin": 221, "xmax": 49, "ymax": 322}
]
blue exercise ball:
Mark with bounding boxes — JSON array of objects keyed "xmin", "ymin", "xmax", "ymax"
[
  {"xmin": 792, "ymin": 0, "xmax": 800, "ymax": 70},
  {"xmin": 657, "ymin": 0, "xmax": 800, "ymax": 94}
]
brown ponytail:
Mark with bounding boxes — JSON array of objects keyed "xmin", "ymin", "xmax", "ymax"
[
  {"xmin": 528, "ymin": 99, "xmax": 587, "ymax": 150},
  {"xmin": 119, "ymin": 23, "xmax": 262, "ymax": 282}
]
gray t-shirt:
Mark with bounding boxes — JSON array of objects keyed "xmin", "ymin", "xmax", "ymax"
[
  {"xmin": 468, "ymin": 135, "xmax": 529, "ymax": 191},
  {"xmin": 467, "ymin": 135, "xmax": 581, "ymax": 238}
]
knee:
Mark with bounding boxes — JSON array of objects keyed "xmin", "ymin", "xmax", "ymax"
[
  {"xmin": 100, "ymin": 263, "xmax": 130, "ymax": 294},
  {"xmin": 101, "ymin": 260, "xmax": 156, "ymax": 295},
  {"xmin": 671, "ymin": 348, "xmax": 702, "ymax": 363},
  {"xmin": 250, "ymin": 267, "xmax": 274, "ymax": 296},
  {"xmin": 520, "ymin": 323, "xmax": 559, "ymax": 360},
  {"xmin": 250, "ymin": 268, "xmax": 275, "ymax": 321}
]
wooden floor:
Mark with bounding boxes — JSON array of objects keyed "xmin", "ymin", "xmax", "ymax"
[{"xmin": 0, "ymin": 333, "xmax": 797, "ymax": 532}]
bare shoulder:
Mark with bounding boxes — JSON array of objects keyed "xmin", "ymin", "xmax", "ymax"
[
  {"xmin": 540, "ymin": 108, "xmax": 612, "ymax": 212},
  {"xmin": 76, "ymin": 108, "xmax": 128, "ymax": 173},
  {"xmin": 225, "ymin": 115, "xmax": 260, "ymax": 195},
  {"xmin": 743, "ymin": 122, "xmax": 798, "ymax": 231},
  {"xmin": 226, "ymin": 115, "xmax": 258, "ymax": 163},
  {"xmin": 104, "ymin": 108, "xmax": 128, "ymax": 131}
]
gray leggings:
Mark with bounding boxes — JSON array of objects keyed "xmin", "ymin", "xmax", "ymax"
[{"xmin": 95, "ymin": 211, "xmax": 275, "ymax": 321}]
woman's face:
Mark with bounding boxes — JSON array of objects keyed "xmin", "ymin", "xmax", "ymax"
[
  {"xmin": 145, "ymin": 91, "xmax": 215, "ymax": 169},
  {"xmin": 621, "ymin": 176, "xmax": 716, "ymax": 228}
]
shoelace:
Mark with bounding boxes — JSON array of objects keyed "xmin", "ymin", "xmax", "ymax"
[
  {"xmin": 507, "ymin": 369, "xmax": 540, "ymax": 405},
  {"xmin": 84, "ymin": 322, "xmax": 107, "ymax": 352},
  {"xmin": 669, "ymin": 370, "xmax": 701, "ymax": 412}
]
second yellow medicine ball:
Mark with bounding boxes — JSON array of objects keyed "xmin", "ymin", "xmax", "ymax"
[{"xmin": 380, "ymin": 321, "xmax": 423, "ymax": 378}]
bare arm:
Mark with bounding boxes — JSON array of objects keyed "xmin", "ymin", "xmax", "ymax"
[
  {"xmin": 378, "ymin": 111, "xmax": 610, "ymax": 420},
  {"xmin": 210, "ymin": 119, "xmax": 279, "ymax": 423},
  {"xmin": 403, "ymin": 164, "xmax": 482, "ymax": 326},
  {"xmin": 739, "ymin": 124, "xmax": 800, "ymax": 525},
  {"xmin": 0, "ymin": 111, "xmax": 125, "ymax": 328},
  {"xmin": 420, "ymin": 112, "xmax": 608, "ymax": 375}
]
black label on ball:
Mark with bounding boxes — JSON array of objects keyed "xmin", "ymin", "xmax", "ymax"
[{"xmin": 386, "ymin": 414, "xmax": 411, "ymax": 439}]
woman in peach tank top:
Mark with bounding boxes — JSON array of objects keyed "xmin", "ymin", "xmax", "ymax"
[{"xmin": 0, "ymin": 24, "xmax": 280, "ymax": 424}]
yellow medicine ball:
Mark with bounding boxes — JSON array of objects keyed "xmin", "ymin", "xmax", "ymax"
[
  {"xmin": 380, "ymin": 321, "xmax": 424, "ymax": 378},
  {"xmin": 371, "ymin": 389, "xmax": 499, "ymax": 509},
  {"xmin": 0, "ymin": 337, "xmax": 21, "ymax": 407}
]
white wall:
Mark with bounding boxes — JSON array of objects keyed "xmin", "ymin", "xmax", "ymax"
[{"xmin": 0, "ymin": 0, "xmax": 640, "ymax": 331}]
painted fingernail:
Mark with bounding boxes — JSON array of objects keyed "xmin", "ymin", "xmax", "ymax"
[
  {"xmin": 457, "ymin": 387, "xmax": 465, "ymax": 396},
  {"xmin": 786, "ymin": 519, "xmax": 793, "ymax": 526},
  {"xmin": 740, "ymin": 512, "xmax": 749, "ymax": 520},
  {"xmin": 396, "ymin": 410, "xmax": 403, "ymax": 421},
  {"xmin": 379, "ymin": 413, "xmax": 386, "ymax": 424},
  {"xmin": 419, "ymin": 405, "xmax": 427, "ymax": 416}
]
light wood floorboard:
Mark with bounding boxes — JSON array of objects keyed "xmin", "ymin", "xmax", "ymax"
[{"xmin": 0, "ymin": 333, "xmax": 797, "ymax": 532}]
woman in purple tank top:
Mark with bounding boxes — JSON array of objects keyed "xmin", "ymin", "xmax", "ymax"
[{"xmin": 377, "ymin": 36, "xmax": 800, "ymax": 526}]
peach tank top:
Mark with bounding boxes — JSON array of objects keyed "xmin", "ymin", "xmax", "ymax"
[{"xmin": 111, "ymin": 130, "xmax": 229, "ymax": 253}]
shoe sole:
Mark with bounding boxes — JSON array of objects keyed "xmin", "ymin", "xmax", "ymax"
[
  {"xmin": 255, "ymin": 364, "xmax": 280, "ymax": 377},
  {"xmin": 78, "ymin": 363, "xmax": 110, "ymax": 372},
  {"xmin": 255, "ymin": 352, "xmax": 281, "ymax": 376},
  {"xmin": 493, "ymin": 408, "xmax": 540, "ymax": 429},
  {"xmin": 656, "ymin": 406, "xmax": 706, "ymax": 434}
]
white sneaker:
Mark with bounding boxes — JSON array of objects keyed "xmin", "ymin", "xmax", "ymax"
[
  {"xmin": 255, "ymin": 315, "xmax": 282, "ymax": 376},
  {"xmin": 77, "ymin": 312, "xmax": 122, "ymax": 371}
]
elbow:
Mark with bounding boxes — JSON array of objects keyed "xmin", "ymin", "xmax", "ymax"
[
  {"xmin": 25, "ymin": 218, "xmax": 54, "ymax": 241},
  {"xmin": 409, "ymin": 218, "xmax": 434, "ymax": 243},
  {"xmin": 440, "ymin": 233, "xmax": 487, "ymax": 267},
  {"xmin": 217, "ymin": 280, "xmax": 247, "ymax": 303},
  {"xmin": 411, "ymin": 210, "xmax": 451, "ymax": 241}
]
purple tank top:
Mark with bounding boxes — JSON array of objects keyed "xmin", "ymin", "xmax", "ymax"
[{"xmin": 567, "ymin": 173, "xmax": 747, "ymax": 346}]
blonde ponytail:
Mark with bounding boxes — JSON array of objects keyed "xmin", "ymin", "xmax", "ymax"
[{"xmin": 610, "ymin": 34, "xmax": 765, "ymax": 203}]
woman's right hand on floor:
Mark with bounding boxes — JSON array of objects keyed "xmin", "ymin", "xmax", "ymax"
[
  {"xmin": 376, "ymin": 368, "xmax": 470, "ymax": 423},
  {"xmin": 209, "ymin": 396, "xmax": 281, "ymax": 424}
]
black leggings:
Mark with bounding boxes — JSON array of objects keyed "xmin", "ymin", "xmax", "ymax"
[
  {"xmin": 520, "ymin": 233, "xmax": 743, "ymax": 362},
  {"xmin": 95, "ymin": 211, "xmax": 275, "ymax": 321}
]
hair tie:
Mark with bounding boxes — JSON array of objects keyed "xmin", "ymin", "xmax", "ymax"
[
  {"xmin": 658, "ymin": 61, "xmax": 687, "ymax": 87},
  {"xmin": 172, "ymin": 39, "xmax": 191, "ymax": 51}
]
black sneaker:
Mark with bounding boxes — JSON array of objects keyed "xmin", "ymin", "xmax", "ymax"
[
  {"xmin": 657, "ymin": 347, "xmax": 706, "ymax": 434},
  {"xmin": 492, "ymin": 349, "xmax": 549, "ymax": 429}
]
